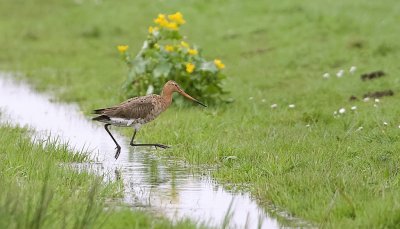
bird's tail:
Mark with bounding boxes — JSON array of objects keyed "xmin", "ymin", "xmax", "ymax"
[
  {"xmin": 92, "ymin": 108, "xmax": 106, "ymax": 114},
  {"xmin": 92, "ymin": 115, "xmax": 110, "ymax": 121}
]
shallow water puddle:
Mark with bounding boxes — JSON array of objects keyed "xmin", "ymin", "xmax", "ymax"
[{"xmin": 0, "ymin": 74, "xmax": 303, "ymax": 228}]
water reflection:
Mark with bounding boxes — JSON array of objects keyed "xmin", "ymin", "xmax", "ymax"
[{"xmin": 0, "ymin": 74, "xmax": 306, "ymax": 229}]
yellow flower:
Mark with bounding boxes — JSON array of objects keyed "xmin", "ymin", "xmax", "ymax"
[
  {"xmin": 188, "ymin": 48, "xmax": 198, "ymax": 55},
  {"xmin": 164, "ymin": 45, "xmax": 174, "ymax": 52},
  {"xmin": 180, "ymin": 41, "xmax": 189, "ymax": 48},
  {"xmin": 148, "ymin": 26, "xmax": 159, "ymax": 34},
  {"xmin": 214, "ymin": 59, "xmax": 225, "ymax": 69},
  {"xmin": 154, "ymin": 13, "xmax": 178, "ymax": 30},
  {"xmin": 186, "ymin": 63, "xmax": 195, "ymax": 73},
  {"xmin": 164, "ymin": 22, "xmax": 178, "ymax": 30},
  {"xmin": 117, "ymin": 45, "xmax": 129, "ymax": 54},
  {"xmin": 168, "ymin": 12, "xmax": 186, "ymax": 25},
  {"xmin": 154, "ymin": 14, "xmax": 169, "ymax": 27}
]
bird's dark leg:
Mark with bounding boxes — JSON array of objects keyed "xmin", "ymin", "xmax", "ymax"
[
  {"xmin": 129, "ymin": 128, "xmax": 137, "ymax": 146},
  {"xmin": 129, "ymin": 129, "xmax": 169, "ymax": 149},
  {"xmin": 104, "ymin": 124, "xmax": 121, "ymax": 159}
]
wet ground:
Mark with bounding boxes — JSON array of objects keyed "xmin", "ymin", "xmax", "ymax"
[{"xmin": 0, "ymin": 74, "xmax": 305, "ymax": 228}]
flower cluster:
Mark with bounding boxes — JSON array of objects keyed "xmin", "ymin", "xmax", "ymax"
[
  {"xmin": 151, "ymin": 12, "xmax": 186, "ymax": 31},
  {"xmin": 119, "ymin": 12, "xmax": 228, "ymax": 105}
]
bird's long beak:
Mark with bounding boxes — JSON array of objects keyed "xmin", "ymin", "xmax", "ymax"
[{"xmin": 178, "ymin": 89, "xmax": 207, "ymax": 107}]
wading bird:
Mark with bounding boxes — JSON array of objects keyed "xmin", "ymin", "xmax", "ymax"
[{"xmin": 92, "ymin": 80, "xmax": 206, "ymax": 159}]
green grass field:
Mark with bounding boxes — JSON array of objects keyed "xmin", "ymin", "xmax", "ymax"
[{"xmin": 1, "ymin": 0, "xmax": 400, "ymax": 227}]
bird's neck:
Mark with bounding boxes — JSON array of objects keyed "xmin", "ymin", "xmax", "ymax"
[{"xmin": 161, "ymin": 88, "xmax": 173, "ymax": 108}]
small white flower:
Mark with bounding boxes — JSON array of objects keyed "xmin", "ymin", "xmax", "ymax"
[
  {"xmin": 351, "ymin": 106, "xmax": 357, "ymax": 111},
  {"xmin": 288, "ymin": 104, "xmax": 295, "ymax": 108},
  {"xmin": 249, "ymin": 97, "xmax": 254, "ymax": 100},
  {"xmin": 356, "ymin": 126, "xmax": 363, "ymax": 131},
  {"xmin": 333, "ymin": 111, "xmax": 338, "ymax": 116},
  {"xmin": 336, "ymin": 69, "xmax": 344, "ymax": 78},
  {"xmin": 349, "ymin": 66, "xmax": 357, "ymax": 74},
  {"xmin": 363, "ymin": 97, "xmax": 370, "ymax": 102},
  {"xmin": 383, "ymin": 122, "xmax": 388, "ymax": 126},
  {"xmin": 323, "ymin": 73, "xmax": 330, "ymax": 78},
  {"xmin": 261, "ymin": 99, "xmax": 266, "ymax": 103},
  {"xmin": 339, "ymin": 108, "xmax": 346, "ymax": 114},
  {"xmin": 375, "ymin": 98, "xmax": 380, "ymax": 103},
  {"xmin": 306, "ymin": 124, "xmax": 310, "ymax": 127},
  {"xmin": 271, "ymin": 104, "xmax": 278, "ymax": 109},
  {"xmin": 398, "ymin": 125, "xmax": 400, "ymax": 129}
]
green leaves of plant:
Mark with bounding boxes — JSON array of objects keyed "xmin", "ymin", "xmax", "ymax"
[
  {"xmin": 200, "ymin": 61, "xmax": 218, "ymax": 73},
  {"xmin": 153, "ymin": 60, "xmax": 172, "ymax": 78},
  {"xmin": 132, "ymin": 57, "xmax": 147, "ymax": 75}
]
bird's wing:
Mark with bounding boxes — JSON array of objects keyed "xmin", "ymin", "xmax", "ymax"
[{"xmin": 93, "ymin": 96, "xmax": 156, "ymax": 120}]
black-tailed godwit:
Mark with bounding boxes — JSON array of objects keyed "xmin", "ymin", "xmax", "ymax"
[{"xmin": 92, "ymin": 80, "xmax": 206, "ymax": 159}]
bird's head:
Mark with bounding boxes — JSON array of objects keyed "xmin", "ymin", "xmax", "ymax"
[{"xmin": 163, "ymin": 80, "xmax": 207, "ymax": 107}]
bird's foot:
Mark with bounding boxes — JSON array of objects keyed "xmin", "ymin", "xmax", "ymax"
[
  {"xmin": 154, "ymin": 144, "xmax": 169, "ymax": 149},
  {"xmin": 129, "ymin": 143, "xmax": 169, "ymax": 149},
  {"xmin": 114, "ymin": 146, "xmax": 121, "ymax": 160}
]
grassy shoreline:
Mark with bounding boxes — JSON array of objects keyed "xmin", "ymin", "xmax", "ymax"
[{"xmin": 1, "ymin": 0, "xmax": 400, "ymax": 227}]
